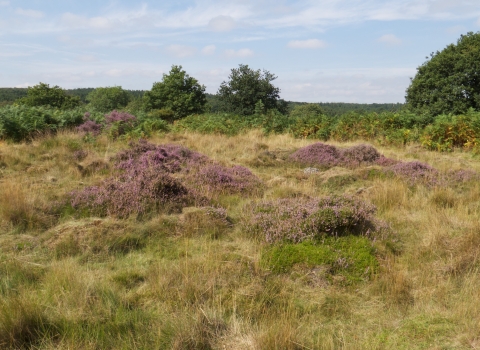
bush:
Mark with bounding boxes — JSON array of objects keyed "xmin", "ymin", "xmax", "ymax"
[
  {"xmin": 86, "ymin": 86, "xmax": 130, "ymax": 113},
  {"xmin": 193, "ymin": 164, "xmax": 261, "ymax": 195},
  {"xmin": 17, "ymin": 82, "xmax": 80, "ymax": 109},
  {"xmin": 340, "ymin": 144, "xmax": 380, "ymax": 166},
  {"xmin": 143, "ymin": 65, "xmax": 207, "ymax": 119},
  {"xmin": 0, "ymin": 105, "xmax": 84, "ymax": 141},
  {"xmin": 289, "ymin": 142, "xmax": 341, "ymax": 168},
  {"xmin": 244, "ymin": 195, "xmax": 383, "ymax": 243},
  {"xmin": 388, "ymin": 161, "xmax": 439, "ymax": 186},
  {"xmin": 420, "ymin": 110, "xmax": 480, "ymax": 152}
]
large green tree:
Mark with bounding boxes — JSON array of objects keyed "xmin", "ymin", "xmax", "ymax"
[
  {"xmin": 217, "ymin": 64, "xmax": 282, "ymax": 116},
  {"xmin": 143, "ymin": 65, "xmax": 206, "ymax": 119},
  {"xmin": 18, "ymin": 83, "xmax": 80, "ymax": 109},
  {"xmin": 406, "ymin": 32, "xmax": 480, "ymax": 116},
  {"xmin": 86, "ymin": 86, "xmax": 131, "ymax": 112}
]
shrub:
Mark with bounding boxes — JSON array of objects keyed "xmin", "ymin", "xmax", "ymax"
[
  {"xmin": 104, "ymin": 110, "xmax": 137, "ymax": 139},
  {"xmin": 388, "ymin": 161, "xmax": 439, "ymax": 186},
  {"xmin": 86, "ymin": 86, "xmax": 131, "ymax": 113},
  {"xmin": 244, "ymin": 195, "xmax": 383, "ymax": 243},
  {"xmin": 289, "ymin": 142, "xmax": 340, "ymax": 168},
  {"xmin": 193, "ymin": 164, "xmax": 261, "ymax": 195},
  {"xmin": 71, "ymin": 141, "xmax": 204, "ymax": 217},
  {"xmin": 339, "ymin": 144, "xmax": 380, "ymax": 166},
  {"xmin": 76, "ymin": 119, "xmax": 102, "ymax": 136},
  {"xmin": 71, "ymin": 169, "xmax": 193, "ymax": 218},
  {"xmin": 290, "ymin": 142, "xmax": 394, "ymax": 169}
]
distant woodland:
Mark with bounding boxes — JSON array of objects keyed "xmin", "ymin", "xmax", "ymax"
[{"xmin": 0, "ymin": 87, "xmax": 404, "ymax": 115}]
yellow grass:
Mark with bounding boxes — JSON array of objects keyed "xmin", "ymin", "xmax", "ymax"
[{"xmin": 1, "ymin": 130, "xmax": 480, "ymax": 349}]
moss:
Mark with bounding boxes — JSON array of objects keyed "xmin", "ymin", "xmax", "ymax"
[{"xmin": 261, "ymin": 236, "xmax": 378, "ymax": 283}]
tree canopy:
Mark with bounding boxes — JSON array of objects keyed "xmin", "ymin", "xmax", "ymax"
[
  {"xmin": 86, "ymin": 86, "xmax": 131, "ymax": 113},
  {"xmin": 406, "ymin": 32, "xmax": 480, "ymax": 116},
  {"xmin": 143, "ymin": 65, "xmax": 206, "ymax": 120},
  {"xmin": 217, "ymin": 64, "xmax": 282, "ymax": 116},
  {"xmin": 18, "ymin": 83, "xmax": 81, "ymax": 109}
]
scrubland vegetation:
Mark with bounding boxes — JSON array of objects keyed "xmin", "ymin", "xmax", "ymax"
[
  {"xmin": 1, "ymin": 32, "xmax": 480, "ymax": 349},
  {"xmin": 1, "ymin": 122, "xmax": 480, "ymax": 349}
]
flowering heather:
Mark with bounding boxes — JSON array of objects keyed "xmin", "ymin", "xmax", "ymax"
[
  {"xmin": 115, "ymin": 140, "xmax": 207, "ymax": 172},
  {"xmin": 290, "ymin": 142, "xmax": 395, "ymax": 169},
  {"xmin": 193, "ymin": 164, "xmax": 261, "ymax": 194},
  {"xmin": 104, "ymin": 110, "xmax": 137, "ymax": 138},
  {"xmin": 71, "ymin": 140, "xmax": 261, "ymax": 217},
  {"xmin": 375, "ymin": 155, "xmax": 399, "ymax": 166},
  {"xmin": 105, "ymin": 110, "xmax": 136, "ymax": 125},
  {"xmin": 340, "ymin": 144, "xmax": 380, "ymax": 166},
  {"xmin": 289, "ymin": 142, "xmax": 340, "ymax": 168},
  {"xmin": 389, "ymin": 161, "xmax": 439, "ymax": 186},
  {"xmin": 245, "ymin": 195, "xmax": 382, "ymax": 243},
  {"xmin": 76, "ymin": 119, "xmax": 102, "ymax": 136},
  {"xmin": 71, "ymin": 167, "xmax": 194, "ymax": 218}
]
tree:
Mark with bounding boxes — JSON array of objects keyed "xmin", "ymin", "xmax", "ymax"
[
  {"xmin": 86, "ymin": 86, "xmax": 131, "ymax": 113},
  {"xmin": 217, "ymin": 64, "xmax": 282, "ymax": 116},
  {"xmin": 406, "ymin": 32, "xmax": 480, "ymax": 116},
  {"xmin": 143, "ymin": 65, "xmax": 206, "ymax": 120},
  {"xmin": 18, "ymin": 83, "xmax": 80, "ymax": 109}
]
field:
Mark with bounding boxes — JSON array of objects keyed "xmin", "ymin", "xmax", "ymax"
[{"xmin": 1, "ymin": 129, "xmax": 480, "ymax": 349}]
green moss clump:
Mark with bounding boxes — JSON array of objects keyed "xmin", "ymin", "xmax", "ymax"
[{"xmin": 261, "ymin": 236, "xmax": 378, "ymax": 283}]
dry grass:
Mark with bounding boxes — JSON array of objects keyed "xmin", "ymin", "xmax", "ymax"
[{"xmin": 1, "ymin": 130, "xmax": 480, "ymax": 349}]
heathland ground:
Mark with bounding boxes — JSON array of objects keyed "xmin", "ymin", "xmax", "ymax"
[{"xmin": 1, "ymin": 129, "xmax": 480, "ymax": 349}]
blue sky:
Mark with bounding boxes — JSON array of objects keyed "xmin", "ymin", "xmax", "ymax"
[{"xmin": 1, "ymin": 0, "xmax": 479, "ymax": 103}]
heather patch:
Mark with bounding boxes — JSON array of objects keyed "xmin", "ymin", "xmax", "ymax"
[
  {"xmin": 71, "ymin": 140, "xmax": 261, "ymax": 217},
  {"xmin": 244, "ymin": 195, "xmax": 386, "ymax": 244},
  {"xmin": 115, "ymin": 140, "xmax": 207, "ymax": 173},
  {"xmin": 71, "ymin": 170, "xmax": 193, "ymax": 218},
  {"xmin": 290, "ymin": 142, "xmax": 396, "ymax": 169},
  {"xmin": 339, "ymin": 144, "xmax": 380, "ymax": 166},
  {"xmin": 192, "ymin": 164, "xmax": 262, "ymax": 195},
  {"xmin": 289, "ymin": 142, "xmax": 340, "ymax": 168},
  {"xmin": 388, "ymin": 161, "xmax": 439, "ymax": 186},
  {"xmin": 76, "ymin": 119, "xmax": 102, "ymax": 136},
  {"xmin": 104, "ymin": 110, "xmax": 136, "ymax": 138}
]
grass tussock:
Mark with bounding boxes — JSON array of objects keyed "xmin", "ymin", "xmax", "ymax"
[{"xmin": 1, "ymin": 130, "xmax": 480, "ymax": 348}]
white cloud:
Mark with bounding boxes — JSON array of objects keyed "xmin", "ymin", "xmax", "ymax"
[
  {"xmin": 208, "ymin": 15, "xmax": 236, "ymax": 32},
  {"xmin": 61, "ymin": 13, "xmax": 114, "ymax": 30},
  {"xmin": 287, "ymin": 39, "xmax": 326, "ymax": 49},
  {"xmin": 446, "ymin": 25, "xmax": 467, "ymax": 35},
  {"xmin": 15, "ymin": 8, "xmax": 44, "ymax": 19},
  {"xmin": 224, "ymin": 48, "xmax": 254, "ymax": 58},
  {"xmin": 477, "ymin": 17, "xmax": 480, "ymax": 26},
  {"xmin": 15, "ymin": 82, "xmax": 34, "ymax": 88},
  {"xmin": 201, "ymin": 45, "xmax": 216, "ymax": 55},
  {"xmin": 378, "ymin": 34, "xmax": 402, "ymax": 46},
  {"xmin": 166, "ymin": 44, "xmax": 197, "ymax": 58},
  {"xmin": 77, "ymin": 55, "xmax": 97, "ymax": 62}
]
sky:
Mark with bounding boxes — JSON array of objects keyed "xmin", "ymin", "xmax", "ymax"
[{"xmin": 0, "ymin": 0, "xmax": 480, "ymax": 103}]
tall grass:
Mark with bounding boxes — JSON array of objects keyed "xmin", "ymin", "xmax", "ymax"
[{"xmin": 1, "ymin": 129, "xmax": 480, "ymax": 348}]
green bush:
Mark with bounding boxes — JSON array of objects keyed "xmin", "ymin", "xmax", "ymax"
[
  {"xmin": 86, "ymin": 86, "xmax": 131, "ymax": 113},
  {"xmin": 420, "ymin": 109, "xmax": 480, "ymax": 151},
  {"xmin": 17, "ymin": 83, "xmax": 80, "ymax": 110},
  {"xmin": 0, "ymin": 105, "xmax": 84, "ymax": 141}
]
